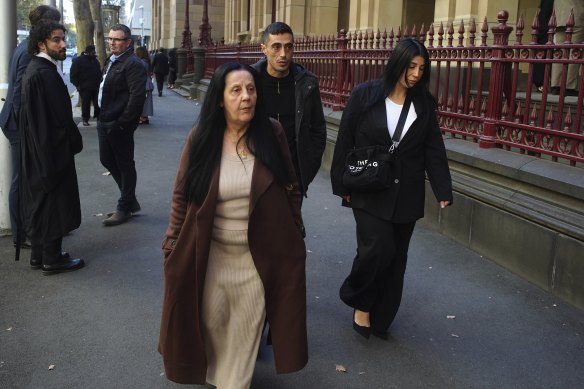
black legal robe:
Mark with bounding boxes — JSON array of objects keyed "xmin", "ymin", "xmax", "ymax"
[{"xmin": 18, "ymin": 56, "xmax": 83, "ymax": 242}]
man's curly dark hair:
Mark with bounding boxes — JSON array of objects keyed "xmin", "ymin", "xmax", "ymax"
[{"xmin": 28, "ymin": 20, "xmax": 66, "ymax": 56}]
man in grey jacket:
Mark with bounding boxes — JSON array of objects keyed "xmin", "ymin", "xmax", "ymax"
[{"xmin": 252, "ymin": 22, "xmax": 326, "ymax": 200}]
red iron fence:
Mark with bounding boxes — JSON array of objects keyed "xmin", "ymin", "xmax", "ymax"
[{"xmin": 203, "ymin": 9, "xmax": 584, "ymax": 167}]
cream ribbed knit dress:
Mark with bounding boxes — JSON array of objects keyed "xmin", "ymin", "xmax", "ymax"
[{"xmin": 201, "ymin": 153, "xmax": 266, "ymax": 389}]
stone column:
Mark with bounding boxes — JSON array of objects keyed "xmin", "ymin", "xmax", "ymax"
[
  {"xmin": 176, "ymin": 47, "xmax": 186, "ymax": 83},
  {"xmin": 0, "ymin": 0, "xmax": 16, "ymax": 234},
  {"xmin": 192, "ymin": 47, "xmax": 206, "ymax": 84},
  {"xmin": 348, "ymin": 0, "xmax": 403, "ymax": 33}
]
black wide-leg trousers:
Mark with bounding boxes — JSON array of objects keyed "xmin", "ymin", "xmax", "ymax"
[{"xmin": 340, "ymin": 208, "xmax": 416, "ymax": 333}]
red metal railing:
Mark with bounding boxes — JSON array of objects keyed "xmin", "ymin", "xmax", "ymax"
[{"xmin": 203, "ymin": 9, "xmax": 584, "ymax": 167}]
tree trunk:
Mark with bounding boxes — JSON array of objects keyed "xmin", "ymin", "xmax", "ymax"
[
  {"xmin": 73, "ymin": 0, "xmax": 94, "ymax": 58},
  {"xmin": 89, "ymin": 0, "xmax": 106, "ymax": 66}
]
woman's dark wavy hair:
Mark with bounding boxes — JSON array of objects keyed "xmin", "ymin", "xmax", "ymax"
[
  {"xmin": 381, "ymin": 37, "xmax": 432, "ymax": 100},
  {"xmin": 135, "ymin": 46, "xmax": 152, "ymax": 72},
  {"xmin": 184, "ymin": 62, "xmax": 290, "ymax": 204}
]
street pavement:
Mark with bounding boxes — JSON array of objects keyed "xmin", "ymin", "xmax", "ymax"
[{"xmin": 1, "ymin": 86, "xmax": 583, "ymax": 389}]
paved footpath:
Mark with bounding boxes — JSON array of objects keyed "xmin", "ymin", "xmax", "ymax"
[{"xmin": 1, "ymin": 89, "xmax": 583, "ymax": 389}]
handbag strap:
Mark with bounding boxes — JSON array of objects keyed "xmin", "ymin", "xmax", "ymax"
[{"xmin": 390, "ymin": 95, "xmax": 412, "ymax": 150}]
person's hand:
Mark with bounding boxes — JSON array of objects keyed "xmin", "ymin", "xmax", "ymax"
[
  {"xmin": 343, "ymin": 195, "xmax": 351, "ymax": 203},
  {"xmin": 439, "ymin": 200, "xmax": 450, "ymax": 208}
]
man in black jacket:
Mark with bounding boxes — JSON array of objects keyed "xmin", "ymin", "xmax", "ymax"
[
  {"xmin": 252, "ymin": 22, "xmax": 326, "ymax": 201},
  {"xmin": 70, "ymin": 45, "xmax": 102, "ymax": 125},
  {"xmin": 20, "ymin": 20, "xmax": 84, "ymax": 274},
  {"xmin": 97, "ymin": 24, "xmax": 146, "ymax": 226},
  {"xmin": 152, "ymin": 48, "xmax": 169, "ymax": 96}
]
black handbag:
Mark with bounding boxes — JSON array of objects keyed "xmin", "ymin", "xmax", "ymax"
[{"xmin": 342, "ymin": 96, "xmax": 411, "ymax": 192}]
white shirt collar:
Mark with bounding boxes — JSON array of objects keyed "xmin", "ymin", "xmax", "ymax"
[{"xmin": 36, "ymin": 52, "xmax": 59, "ymax": 67}]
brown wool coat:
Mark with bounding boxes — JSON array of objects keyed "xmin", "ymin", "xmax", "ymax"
[{"xmin": 158, "ymin": 120, "xmax": 308, "ymax": 384}]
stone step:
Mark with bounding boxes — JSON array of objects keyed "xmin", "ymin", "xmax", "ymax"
[{"xmin": 170, "ymin": 85, "xmax": 192, "ymax": 98}]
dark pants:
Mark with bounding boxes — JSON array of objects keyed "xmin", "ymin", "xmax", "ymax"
[
  {"xmin": 8, "ymin": 136, "xmax": 19, "ymax": 241},
  {"xmin": 340, "ymin": 208, "xmax": 416, "ymax": 333},
  {"xmin": 31, "ymin": 236, "xmax": 62, "ymax": 265},
  {"xmin": 155, "ymin": 73, "xmax": 165, "ymax": 94},
  {"xmin": 79, "ymin": 88, "xmax": 99, "ymax": 121},
  {"xmin": 168, "ymin": 69, "xmax": 176, "ymax": 85},
  {"xmin": 97, "ymin": 121, "xmax": 137, "ymax": 212}
]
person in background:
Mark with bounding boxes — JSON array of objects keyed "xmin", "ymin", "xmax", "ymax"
[
  {"xmin": 152, "ymin": 47, "xmax": 169, "ymax": 96},
  {"xmin": 252, "ymin": 22, "xmax": 326, "ymax": 204},
  {"xmin": 330, "ymin": 38, "xmax": 453, "ymax": 340},
  {"xmin": 158, "ymin": 63, "xmax": 307, "ymax": 388},
  {"xmin": 19, "ymin": 20, "xmax": 84, "ymax": 274},
  {"xmin": 0, "ymin": 5, "xmax": 61, "ymax": 252},
  {"xmin": 167, "ymin": 48, "xmax": 177, "ymax": 89},
  {"xmin": 135, "ymin": 46, "xmax": 154, "ymax": 125},
  {"xmin": 97, "ymin": 24, "xmax": 146, "ymax": 226},
  {"xmin": 550, "ymin": 1, "xmax": 583, "ymax": 96},
  {"xmin": 70, "ymin": 44, "xmax": 102, "ymax": 126},
  {"xmin": 533, "ymin": 0, "xmax": 554, "ymax": 92}
]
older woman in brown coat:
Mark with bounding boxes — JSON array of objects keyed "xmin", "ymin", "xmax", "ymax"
[{"xmin": 158, "ymin": 63, "xmax": 307, "ymax": 388}]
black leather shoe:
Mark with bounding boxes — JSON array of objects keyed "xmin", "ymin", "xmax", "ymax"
[
  {"xmin": 103, "ymin": 210, "xmax": 131, "ymax": 226},
  {"xmin": 42, "ymin": 258, "xmax": 85, "ymax": 275},
  {"xmin": 30, "ymin": 258, "xmax": 42, "ymax": 270},
  {"xmin": 82, "ymin": 121, "xmax": 90, "ymax": 126}
]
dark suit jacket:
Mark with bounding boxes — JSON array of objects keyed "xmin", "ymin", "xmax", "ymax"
[
  {"xmin": 98, "ymin": 47, "xmax": 146, "ymax": 130},
  {"xmin": 159, "ymin": 119, "xmax": 307, "ymax": 384},
  {"xmin": 0, "ymin": 40, "xmax": 30, "ymax": 140},
  {"xmin": 152, "ymin": 52, "xmax": 169, "ymax": 75},
  {"xmin": 331, "ymin": 80, "xmax": 453, "ymax": 223}
]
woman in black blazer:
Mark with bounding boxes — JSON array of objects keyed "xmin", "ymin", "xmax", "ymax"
[{"xmin": 331, "ymin": 38, "xmax": 453, "ymax": 339}]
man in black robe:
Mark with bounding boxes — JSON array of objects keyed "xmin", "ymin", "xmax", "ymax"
[
  {"xmin": 19, "ymin": 20, "xmax": 84, "ymax": 274},
  {"xmin": 0, "ymin": 5, "xmax": 61, "ymax": 250}
]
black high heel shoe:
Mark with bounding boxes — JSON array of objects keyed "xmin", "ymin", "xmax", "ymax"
[{"xmin": 353, "ymin": 310, "xmax": 371, "ymax": 339}]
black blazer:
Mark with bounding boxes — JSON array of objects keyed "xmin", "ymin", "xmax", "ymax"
[{"xmin": 331, "ymin": 80, "xmax": 453, "ymax": 223}]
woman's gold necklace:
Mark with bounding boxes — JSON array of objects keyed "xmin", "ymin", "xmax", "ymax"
[
  {"xmin": 238, "ymin": 146, "xmax": 248, "ymax": 159},
  {"xmin": 227, "ymin": 131, "xmax": 248, "ymax": 159}
]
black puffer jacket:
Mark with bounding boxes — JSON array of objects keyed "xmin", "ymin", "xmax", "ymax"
[{"xmin": 252, "ymin": 59, "xmax": 326, "ymax": 195}]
